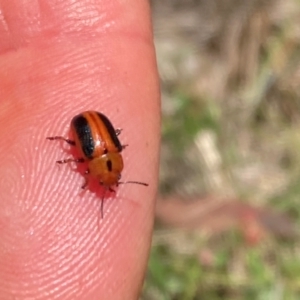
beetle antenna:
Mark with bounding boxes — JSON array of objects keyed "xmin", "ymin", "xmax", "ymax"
[
  {"xmin": 97, "ymin": 189, "xmax": 105, "ymax": 229},
  {"xmin": 118, "ymin": 181, "xmax": 149, "ymax": 186},
  {"xmin": 101, "ymin": 195, "xmax": 104, "ymax": 219},
  {"xmin": 101, "ymin": 188, "xmax": 107, "ymax": 220}
]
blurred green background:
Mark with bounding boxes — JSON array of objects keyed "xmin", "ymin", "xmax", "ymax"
[{"xmin": 142, "ymin": 0, "xmax": 300, "ymax": 299}]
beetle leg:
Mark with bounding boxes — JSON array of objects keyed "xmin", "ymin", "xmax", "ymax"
[
  {"xmin": 98, "ymin": 182, "xmax": 115, "ymax": 193},
  {"xmin": 80, "ymin": 169, "xmax": 90, "ymax": 189},
  {"xmin": 115, "ymin": 128, "xmax": 122, "ymax": 136},
  {"xmin": 47, "ymin": 136, "xmax": 76, "ymax": 146},
  {"xmin": 121, "ymin": 144, "xmax": 128, "ymax": 150},
  {"xmin": 56, "ymin": 158, "xmax": 85, "ymax": 164}
]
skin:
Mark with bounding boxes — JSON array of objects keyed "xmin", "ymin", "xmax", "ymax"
[{"xmin": 0, "ymin": 0, "xmax": 160, "ymax": 299}]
